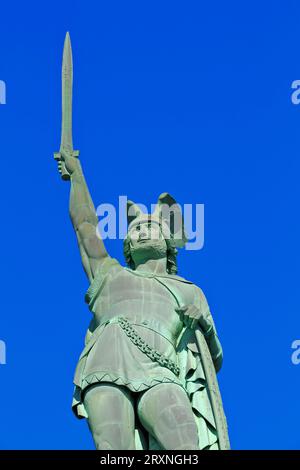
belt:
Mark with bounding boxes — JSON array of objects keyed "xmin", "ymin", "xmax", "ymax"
[
  {"xmin": 98, "ymin": 315, "xmax": 177, "ymax": 348},
  {"xmin": 117, "ymin": 316, "xmax": 180, "ymax": 376}
]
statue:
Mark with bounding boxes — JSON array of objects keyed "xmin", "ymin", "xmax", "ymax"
[{"xmin": 54, "ymin": 32, "xmax": 230, "ymax": 450}]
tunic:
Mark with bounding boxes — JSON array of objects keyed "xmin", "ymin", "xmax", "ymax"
[{"xmin": 72, "ymin": 256, "xmax": 204, "ymax": 418}]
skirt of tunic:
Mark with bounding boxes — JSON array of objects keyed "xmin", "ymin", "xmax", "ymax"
[{"xmin": 72, "ymin": 321, "xmax": 184, "ymax": 419}]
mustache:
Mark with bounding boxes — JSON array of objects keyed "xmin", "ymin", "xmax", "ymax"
[{"xmin": 131, "ymin": 239, "xmax": 166, "ymax": 251}]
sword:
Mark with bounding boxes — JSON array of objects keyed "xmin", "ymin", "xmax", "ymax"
[
  {"xmin": 54, "ymin": 32, "xmax": 79, "ymax": 180},
  {"xmin": 194, "ymin": 329, "xmax": 230, "ymax": 450}
]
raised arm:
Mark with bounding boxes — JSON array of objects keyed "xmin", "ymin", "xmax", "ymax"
[{"xmin": 58, "ymin": 152, "xmax": 109, "ymax": 282}]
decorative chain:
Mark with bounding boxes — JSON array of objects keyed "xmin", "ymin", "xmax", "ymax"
[{"xmin": 118, "ymin": 316, "xmax": 180, "ymax": 377}]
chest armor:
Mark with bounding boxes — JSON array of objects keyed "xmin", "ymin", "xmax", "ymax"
[{"xmin": 92, "ymin": 267, "xmax": 196, "ymax": 339}]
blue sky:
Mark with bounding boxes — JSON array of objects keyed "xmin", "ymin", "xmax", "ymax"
[{"xmin": 0, "ymin": 0, "xmax": 300, "ymax": 449}]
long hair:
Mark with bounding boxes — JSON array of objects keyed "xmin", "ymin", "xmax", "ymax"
[{"xmin": 123, "ymin": 233, "xmax": 178, "ymax": 275}]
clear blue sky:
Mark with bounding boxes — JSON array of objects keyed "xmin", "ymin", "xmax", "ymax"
[{"xmin": 0, "ymin": 0, "xmax": 300, "ymax": 450}]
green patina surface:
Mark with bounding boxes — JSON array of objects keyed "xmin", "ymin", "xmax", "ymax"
[{"xmin": 54, "ymin": 32, "xmax": 230, "ymax": 451}]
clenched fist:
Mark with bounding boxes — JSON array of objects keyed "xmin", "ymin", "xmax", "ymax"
[
  {"xmin": 57, "ymin": 149, "xmax": 80, "ymax": 177},
  {"xmin": 175, "ymin": 304, "xmax": 213, "ymax": 333}
]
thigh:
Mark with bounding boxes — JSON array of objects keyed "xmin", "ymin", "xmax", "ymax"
[
  {"xmin": 137, "ymin": 383, "xmax": 199, "ymax": 450},
  {"xmin": 83, "ymin": 382, "xmax": 136, "ymax": 450}
]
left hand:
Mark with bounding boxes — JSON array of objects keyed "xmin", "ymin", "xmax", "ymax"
[
  {"xmin": 175, "ymin": 304, "xmax": 202, "ymax": 330},
  {"xmin": 175, "ymin": 304, "xmax": 213, "ymax": 333}
]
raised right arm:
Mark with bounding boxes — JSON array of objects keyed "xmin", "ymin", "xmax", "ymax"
[{"xmin": 58, "ymin": 154, "xmax": 109, "ymax": 282}]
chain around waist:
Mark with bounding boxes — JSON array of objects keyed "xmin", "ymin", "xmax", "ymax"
[
  {"xmin": 117, "ymin": 316, "xmax": 180, "ymax": 377},
  {"xmin": 97, "ymin": 314, "xmax": 179, "ymax": 348}
]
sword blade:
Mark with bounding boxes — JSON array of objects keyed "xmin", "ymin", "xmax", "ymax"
[
  {"xmin": 60, "ymin": 31, "xmax": 73, "ymax": 153},
  {"xmin": 54, "ymin": 32, "xmax": 79, "ymax": 180}
]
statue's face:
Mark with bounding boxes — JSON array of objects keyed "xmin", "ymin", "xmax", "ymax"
[{"xmin": 128, "ymin": 220, "xmax": 167, "ymax": 265}]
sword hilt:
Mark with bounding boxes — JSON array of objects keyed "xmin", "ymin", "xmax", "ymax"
[{"xmin": 54, "ymin": 150, "xmax": 79, "ymax": 181}]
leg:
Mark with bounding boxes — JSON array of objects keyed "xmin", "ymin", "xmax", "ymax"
[
  {"xmin": 137, "ymin": 383, "xmax": 199, "ymax": 450},
  {"xmin": 83, "ymin": 382, "xmax": 136, "ymax": 450}
]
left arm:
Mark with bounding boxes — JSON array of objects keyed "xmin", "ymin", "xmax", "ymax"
[
  {"xmin": 201, "ymin": 310, "xmax": 223, "ymax": 372},
  {"xmin": 175, "ymin": 288, "xmax": 223, "ymax": 372}
]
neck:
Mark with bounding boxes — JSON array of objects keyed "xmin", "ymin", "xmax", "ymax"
[{"xmin": 134, "ymin": 257, "xmax": 168, "ymax": 275}]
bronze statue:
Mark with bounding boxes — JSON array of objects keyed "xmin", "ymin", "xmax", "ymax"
[{"xmin": 54, "ymin": 32, "xmax": 230, "ymax": 450}]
